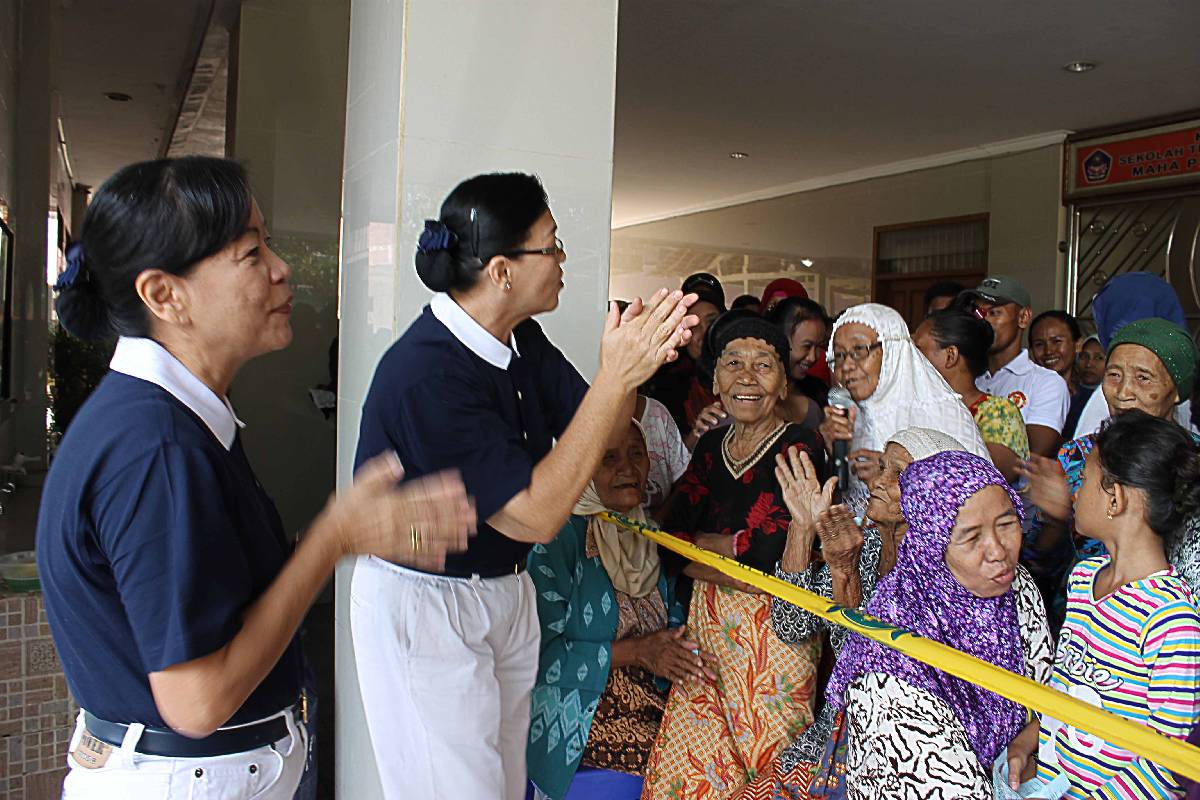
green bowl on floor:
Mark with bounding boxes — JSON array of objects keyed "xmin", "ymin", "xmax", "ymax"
[{"xmin": 0, "ymin": 550, "xmax": 39, "ymax": 592}]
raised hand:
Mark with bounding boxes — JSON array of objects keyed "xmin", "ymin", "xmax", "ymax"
[
  {"xmin": 599, "ymin": 289, "xmax": 699, "ymax": 392},
  {"xmin": 775, "ymin": 448, "xmax": 838, "ymax": 532},
  {"xmin": 815, "ymin": 505, "xmax": 864, "ymax": 576},
  {"xmin": 328, "ymin": 453, "xmax": 475, "ymax": 572}
]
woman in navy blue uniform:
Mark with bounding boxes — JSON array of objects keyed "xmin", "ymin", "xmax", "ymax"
[
  {"xmin": 350, "ymin": 172, "xmax": 698, "ymax": 799},
  {"xmin": 37, "ymin": 157, "xmax": 475, "ymax": 799}
]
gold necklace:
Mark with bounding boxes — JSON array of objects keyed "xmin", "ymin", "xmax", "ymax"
[{"xmin": 722, "ymin": 421, "xmax": 789, "ymax": 479}]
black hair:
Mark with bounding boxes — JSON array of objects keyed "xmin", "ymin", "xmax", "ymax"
[
  {"xmin": 767, "ymin": 296, "xmax": 829, "ymax": 341},
  {"xmin": 927, "ymin": 307, "xmax": 994, "ymax": 378},
  {"xmin": 924, "ymin": 279, "xmax": 966, "ymax": 310},
  {"xmin": 696, "ymin": 308, "xmax": 757, "ymax": 385},
  {"xmin": 1094, "ymin": 409, "xmax": 1200, "ymax": 540},
  {"xmin": 730, "ymin": 294, "xmax": 760, "ymax": 311},
  {"xmin": 711, "ymin": 313, "xmax": 790, "ymax": 377},
  {"xmin": 1029, "ymin": 309, "xmax": 1082, "ymax": 342},
  {"xmin": 55, "ymin": 157, "xmax": 254, "ymax": 342},
  {"xmin": 414, "ymin": 173, "xmax": 549, "ymax": 293}
]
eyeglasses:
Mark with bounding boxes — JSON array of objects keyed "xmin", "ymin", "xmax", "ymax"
[
  {"xmin": 503, "ymin": 237, "xmax": 564, "ymax": 260},
  {"xmin": 830, "ymin": 342, "xmax": 883, "ymax": 366}
]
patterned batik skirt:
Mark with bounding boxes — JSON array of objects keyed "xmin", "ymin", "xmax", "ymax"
[
  {"xmin": 730, "ymin": 710, "xmax": 849, "ymax": 800},
  {"xmin": 641, "ymin": 581, "xmax": 820, "ymax": 800}
]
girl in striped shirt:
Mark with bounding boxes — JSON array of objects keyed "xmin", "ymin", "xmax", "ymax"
[{"xmin": 1006, "ymin": 409, "xmax": 1200, "ymax": 798}]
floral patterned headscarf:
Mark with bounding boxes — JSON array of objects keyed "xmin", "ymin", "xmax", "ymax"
[{"xmin": 825, "ymin": 450, "xmax": 1026, "ymax": 768}]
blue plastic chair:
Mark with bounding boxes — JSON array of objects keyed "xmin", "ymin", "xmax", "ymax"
[{"xmin": 526, "ymin": 767, "xmax": 644, "ymax": 800}]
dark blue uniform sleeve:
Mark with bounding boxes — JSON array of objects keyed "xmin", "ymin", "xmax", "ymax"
[
  {"xmin": 94, "ymin": 444, "xmax": 252, "ymax": 673},
  {"xmin": 532, "ymin": 336, "xmax": 589, "ymax": 439},
  {"xmin": 392, "ymin": 371, "xmax": 536, "ymax": 523}
]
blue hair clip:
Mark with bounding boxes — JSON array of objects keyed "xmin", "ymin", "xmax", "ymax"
[
  {"xmin": 417, "ymin": 220, "xmax": 458, "ymax": 254},
  {"xmin": 54, "ymin": 243, "xmax": 87, "ymax": 292}
]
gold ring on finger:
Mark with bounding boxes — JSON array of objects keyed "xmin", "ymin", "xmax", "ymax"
[{"xmin": 410, "ymin": 524, "xmax": 422, "ymax": 552}]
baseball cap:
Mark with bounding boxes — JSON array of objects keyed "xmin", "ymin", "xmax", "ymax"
[
  {"xmin": 681, "ymin": 272, "xmax": 727, "ymax": 311},
  {"xmin": 964, "ymin": 275, "xmax": 1031, "ymax": 309}
]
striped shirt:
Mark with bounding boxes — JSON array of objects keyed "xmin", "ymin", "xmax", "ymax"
[{"xmin": 1037, "ymin": 557, "xmax": 1200, "ymax": 799}]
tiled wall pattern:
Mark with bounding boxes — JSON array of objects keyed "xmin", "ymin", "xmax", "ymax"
[{"xmin": 0, "ymin": 592, "xmax": 76, "ymax": 799}]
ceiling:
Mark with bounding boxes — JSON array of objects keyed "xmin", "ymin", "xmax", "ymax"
[
  {"xmin": 54, "ymin": 0, "xmax": 239, "ymax": 190},
  {"xmin": 612, "ymin": 0, "xmax": 1200, "ymax": 226},
  {"xmin": 53, "ymin": 1, "xmax": 1200, "ymax": 225}
]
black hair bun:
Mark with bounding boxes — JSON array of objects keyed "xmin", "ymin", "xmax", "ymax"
[
  {"xmin": 414, "ymin": 249, "xmax": 458, "ymax": 293},
  {"xmin": 55, "ymin": 281, "xmax": 114, "ymax": 342}
]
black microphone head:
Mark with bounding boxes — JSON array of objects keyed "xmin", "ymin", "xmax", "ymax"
[{"xmin": 828, "ymin": 385, "xmax": 854, "ymax": 410}]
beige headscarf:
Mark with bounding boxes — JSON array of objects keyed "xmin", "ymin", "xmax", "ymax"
[{"xmin": 572, "ymin": 420, "xmax": 661, "ymax": 598}]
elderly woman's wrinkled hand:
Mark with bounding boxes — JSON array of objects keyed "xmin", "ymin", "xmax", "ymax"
[
  {"xmin": 815, "ymin": 506, "xmax": 863, "ymax": 575},
  {"xmin": 690, "ymin": 402, "xmax": 728, "ymax": 440},
  {"xmin": 1014, "ymin": 454, "xmax": 1071, "ymax": 522},
  {"xmin": 641, "ymin": 628, "xmax": 718, "ymax": 684},
  {"xmin": 328, "ymin": 453, "xmax": 475, "ymax": 572},
  {"xmin": 818, "ymin": 404, "xmax": 856, "ymax": 455},
  {"xmin": 775, "ymin": 448, "xmax": 837, "ymax": 532},
  {"xmin": 599, "ymin": 289, "xmax": 699, "ymax": 392}
]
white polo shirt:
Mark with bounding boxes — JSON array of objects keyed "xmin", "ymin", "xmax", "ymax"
[{"xmin": 976, "ymin": 349, "xmax": 1070, "ymax": 434}]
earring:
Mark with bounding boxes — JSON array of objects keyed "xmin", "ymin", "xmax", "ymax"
[
  {"xmin": 504, "ymin": 280, "xmax": 512, "ymax": 291},
  {"xmin": 1106, "ymin": 510, "xmax": 1114, "ymax": 520}
]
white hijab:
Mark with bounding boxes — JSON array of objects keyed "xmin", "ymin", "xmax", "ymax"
[{"xmin": 828, "ymin": 304, "xmax": 991, "ymax": 513}]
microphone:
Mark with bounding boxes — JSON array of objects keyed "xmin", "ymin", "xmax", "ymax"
[{"xmin": 827, "ymin": 385, "xmax": 855, "ymax": 491}]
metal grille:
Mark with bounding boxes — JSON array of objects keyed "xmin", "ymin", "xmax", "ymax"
[{"xmin": 1069, "ymin": 194, "xmax": 1200, "ymax": 333}]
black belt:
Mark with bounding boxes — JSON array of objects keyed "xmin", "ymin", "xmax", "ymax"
[
  {"xmin": 84, "ymin": 708, "xmax": 295, "ymax": 758},
  {"xmin": 399, "ymin": 561, "xmax": 527, "ymax": 579}
]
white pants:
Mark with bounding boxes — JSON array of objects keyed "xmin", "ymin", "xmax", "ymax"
[
  {"xmin": 350, "ymin": 555, "xmax": 541, "ymax": 800},
  {"xmin": 61, "ymin": 707, "xmax": 307, "ymax": 799}
]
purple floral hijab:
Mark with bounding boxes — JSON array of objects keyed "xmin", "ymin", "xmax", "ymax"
[{"xmin": 825, "ymin": 450, "xmax": 1026, "ymax": 768}]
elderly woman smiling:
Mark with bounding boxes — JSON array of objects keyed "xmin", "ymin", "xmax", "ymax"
[
  {"xmin": 818, "ymin": 304, "xmax": 989, "ymax": 518},
  {"xmin": 1021, "ymin": 317, "xmax": 1200, "ymax": 600},
  {"xmin": 525, "ymin": 420, "xmax": 714, "ymax": 800},
  {"xmin": 642, "ymin": 316, "xmax": 828, "ymax": 800}
]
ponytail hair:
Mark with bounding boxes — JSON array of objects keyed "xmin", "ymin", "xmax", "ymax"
[
  {"xmin": 55, "ymin": 157, "xmax": 253, "ymax": 342},
  {"xmin": 414, "ymin": 173, "xmax": 548, "ymax": 293},
  {"xmin": 1094, "ymin": 409, "xmax": 1200, "ymax": 540}
]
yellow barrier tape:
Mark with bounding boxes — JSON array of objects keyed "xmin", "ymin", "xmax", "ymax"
[{"xmin": 599, "ymin": 511, "xmax": 1200, "ymax": 783}]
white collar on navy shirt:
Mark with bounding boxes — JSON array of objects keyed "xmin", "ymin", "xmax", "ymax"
[
  {"xmin": 430, "ymin": 292, "xmax": 520, "ymax": 370},
  {"xmin": 109, "ymin": 336, "xmax": 245, "ymax": 450}
]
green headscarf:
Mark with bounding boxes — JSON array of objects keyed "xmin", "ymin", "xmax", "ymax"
[{"xmin": 1107, "ymin": 317, "xmax": 1197, "ymax": 401}]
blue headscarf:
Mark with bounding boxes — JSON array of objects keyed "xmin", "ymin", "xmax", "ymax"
[{"xmin": 1092, "ymin": 272, "xmax": 1186, "ymax": 349}]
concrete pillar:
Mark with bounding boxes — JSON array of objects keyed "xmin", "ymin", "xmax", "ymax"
[
  {"xmin": 8, "ymin": 0, "xmax": 54, "ymax": 463},
  {"xmin": 228, "ymin": 0, "xmax": 349, "ymax": 540},
  {"xmin": 335, "ymin": 1, "xmax": 620, "ymax": 795}
]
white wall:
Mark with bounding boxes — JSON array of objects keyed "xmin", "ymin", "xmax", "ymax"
[
  {"xmin": 336, "ymin": 0, "xmax": 620, "ymax": 795},
  {"xmin": 613, "ymin": 144, "xmax": 1067, "ymax": 312}
]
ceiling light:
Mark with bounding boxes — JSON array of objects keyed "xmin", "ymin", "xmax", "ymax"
[
  {"xmin": 104, "ymin": 92, "xmax": 132, "ymax": 102},
  {"xmin": 1062, "ymin": 61, "xmax": 1096, "ymax": 73},
  {"xmin": 729, "ymin": 152, "xmax": 748, "ymax": 159},
  {"xmin": 800, "ymin": 258, "xmax": 813, "ymax": 268}
]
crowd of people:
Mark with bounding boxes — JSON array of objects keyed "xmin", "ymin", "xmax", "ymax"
[{"xmin": 34, "ymin": 160, "xmax": 1200, "ymax": 800}]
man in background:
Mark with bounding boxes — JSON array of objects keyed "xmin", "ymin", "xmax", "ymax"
[{"xmin": 963, "ymin": 276, "xmax": 1069, "ymax": 457}]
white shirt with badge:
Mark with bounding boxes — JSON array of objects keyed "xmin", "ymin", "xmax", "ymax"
[{"xmin": 975, "ymin": 349, "xmax": 1070, "ymax": 434}]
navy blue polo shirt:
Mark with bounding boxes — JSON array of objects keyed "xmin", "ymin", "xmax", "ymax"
[
  {"xmin": 355, "ymin": 295, "xmax": 589, "ymax": 576},
  {"xmin": 37, "ymin": 339, "xmax": 302, "ymax": 727}
]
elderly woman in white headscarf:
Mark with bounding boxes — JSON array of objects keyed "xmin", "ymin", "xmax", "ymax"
[
  {"xmin": 818, "ymin": 303, "xmax": 989, "ymax": 517},
  {"xmin": 525, "ymin": 420, "xmax": 714, "ymax": 800}
]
